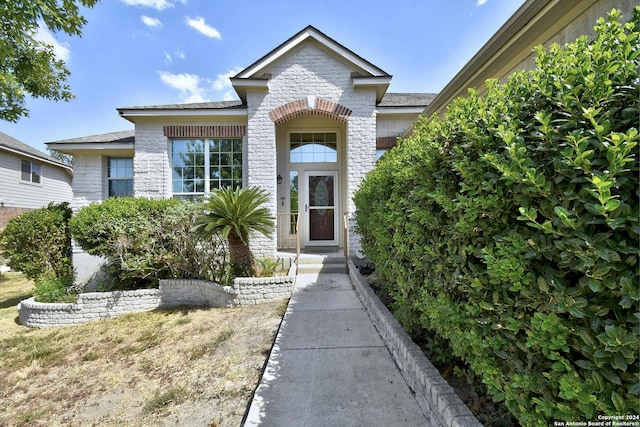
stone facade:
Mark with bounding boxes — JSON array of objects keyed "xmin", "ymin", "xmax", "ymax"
[
  {"xmin": 245, "ymin": 43, "xmax": 380, "ymax": 257},
  {"xmin": 50, "ymin": 26, "xmax": 428, "ymax": 259}
]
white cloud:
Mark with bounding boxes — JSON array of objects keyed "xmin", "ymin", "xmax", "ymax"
[
  {"xmin": 35, "ymin": 24, "xmax": 71, "ymax": 62},
  {"xmin": 120, "ymin": 0, "xmax": 174, "ymax": 11},
  {"xmin": 212, "ymin": 67, "xmax": 242, "ymax": 91},
  {"xmin": 163, "ymin": 50, "xmax": 185, "ymax": 64},
  {"xmin": 476, "ymin": 0, "xmax": 488, "ymax": 5},
  {"xmin": 141, "ymin": 15, "xmax": 162, "ymax": 28},
  {"xmin": 185, "ymin": 16, "xmax": 221, "ymax": 39},
  {"xmin": 222, "ymin": 90, "xmax": 237, "ymax": 101},
  {"xmin": 158, "ymin": 71, "xmax": 208, "ymax": 103}
]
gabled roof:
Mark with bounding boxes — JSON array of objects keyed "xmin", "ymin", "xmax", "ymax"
[
  {"xmin": 231, "ymin": 25, "xmax": 392, "ymax": 103},
  {"xmin": 0, "ymin": 131, "xmax": 71, "ymax": 171},
  {"xmin": 234, "ymin": 25, "xmax": 391, "ymax": 79}
]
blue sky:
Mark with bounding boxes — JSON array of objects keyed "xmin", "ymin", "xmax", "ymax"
[{"xmin": 0, "ymin": 0, "xmax": 526, "ymax": 153}]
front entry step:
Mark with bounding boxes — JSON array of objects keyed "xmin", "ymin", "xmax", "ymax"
[{"xmin": 297, "ymin": 254, "xmax": 347, "ymax": 274}]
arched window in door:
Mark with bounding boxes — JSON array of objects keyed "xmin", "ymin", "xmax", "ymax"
[{"xmin": 289, "ymin": 132, "xmax": 337, "ymax": 163}]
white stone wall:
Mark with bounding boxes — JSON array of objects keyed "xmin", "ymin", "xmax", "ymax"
[
  {"xmin": 70, "ymin": 154, "xmax": 104, "ymax": 210},
  {"xmin": 247, "ymin": 43, "xmax": 378, "ymax": 256},
  {"xmin": 18, "ymin": 276, "xmax": 294, "ymax": 328},
  {"xmin": 133, "ymin": 122, "xmax": 171, "ymax": 199},
  {"xmin": 246, "ymin": 91, "xmax": 278, "ymax": 259}
]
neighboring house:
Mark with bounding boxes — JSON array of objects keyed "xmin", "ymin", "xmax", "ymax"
[
  {"xmin": 0, "ymin": 132, "xmax": 72, "ymax": 228},
  {"xmin": 46, "ymin": 0, "xmax": 633, "ymax": 260},
  {"xmin": 414, "ymin": 0, "xmax": 635, "ymax": 121},
  {"xmin": 47, "ymin": 26, "xmax": 436, "ymax": 258}
]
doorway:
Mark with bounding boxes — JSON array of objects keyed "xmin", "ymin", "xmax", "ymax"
[{"xmin": 304, "ymin": 171, "xmax": 338, "ymax": 246}]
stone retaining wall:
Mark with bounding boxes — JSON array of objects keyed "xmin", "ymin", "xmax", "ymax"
[
  {"xmin": 348, "ymin": 260, "xmax": 481, "ymax": 427},
  {"xmin": 18, "ymin": 275, "xmax": 295, "ymax": 328}
]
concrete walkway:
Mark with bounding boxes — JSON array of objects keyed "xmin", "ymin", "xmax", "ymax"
[{"xmin": 243, "ymin": 272, "xmax": 431, "ymax": 426}]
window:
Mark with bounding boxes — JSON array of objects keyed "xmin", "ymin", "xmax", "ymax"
[
  {"xmin": 172, "ymin": 138, "xmax": 242, "ymax": 199},
  {"xmin": 108, "ymin": 158, "xmax": 133, "ymax": 197},
  {"xmin": 21, "ymin": 159, "xmax": 41, "ymax": 184},
  {"xmin": 290, "ymin": 132, "xmax": 337, "ymax": 163}
]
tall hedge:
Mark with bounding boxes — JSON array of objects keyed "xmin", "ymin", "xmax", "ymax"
[
  {"xmin": 70, "ymin": 198, "xmax": 228, "ymax": 289},
  {"xmin": 0, "ymin": 202, "xmax": 73, "ymax": 281},
  {"xmin": 354, "ymin": 9, "xmax": 639, "ymax": 425}
]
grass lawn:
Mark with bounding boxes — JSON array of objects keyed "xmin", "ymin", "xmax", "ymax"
[{"xmin": 0, "ymin": 272, "xmax": 286, "ymax": 426}]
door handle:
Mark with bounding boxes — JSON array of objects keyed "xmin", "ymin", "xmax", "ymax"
[{"xmin": 305, "ymin": 204, "xmax": 308, "ymax": 212}]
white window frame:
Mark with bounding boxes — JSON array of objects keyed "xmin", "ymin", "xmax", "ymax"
[
  {"xmin": 171, "ymin": 138, "xmax": 243, "ymax": 199},
  {"xmin": 20, "ymin": 159, "xmax": 41, "ymax": 184},
  {"xmin": 107, "ymin": 157, "xmax": 133, "ymax": 197}
]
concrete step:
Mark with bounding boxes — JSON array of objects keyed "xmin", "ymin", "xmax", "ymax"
[
  {"xmin": 296, "ymin": 254, "xmax": 347, "ymax": 274},
  {"xmin": 297, "ymin": 263, "xmax": 348, "ymax": 274}
]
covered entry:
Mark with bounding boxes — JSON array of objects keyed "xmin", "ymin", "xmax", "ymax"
[{"xmin": 271, "ymin": 98, "xmax": 350, "ymax": 251}]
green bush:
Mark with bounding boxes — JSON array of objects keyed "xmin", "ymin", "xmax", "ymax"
[
  {"xmin": 354, "ymin": 9, "xmax": 639, "ymax": 425},
  {"xmin": 34, "ymin": 272, "xmax": 76, "ymax": 303},
  {"xmin": 70, "ymin": 198, "xmax": 228, "ymax": 289},
  {"xmin": 0, "ymin": 202, "xmax": 73, "ymax": 282}
]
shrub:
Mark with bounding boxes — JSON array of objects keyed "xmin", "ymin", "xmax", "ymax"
[
  {"xmin": 33, "ymin": 272, "xmax": 76, "ymax": 303},
  {"xmin": 354, "ymin": 9, "xmax": 639, "ymax": 425},
  {"xmin": 70, "ymin": 198, "xmax": 227, "ymax": 289},
  {"xmin": 0, "ymin": 202, "xmax": 73, "ymax": 282}
]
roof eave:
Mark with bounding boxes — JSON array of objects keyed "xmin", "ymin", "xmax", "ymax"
[
  {"xmin": 0, "ymin": 145, "xmax": 73, "ymax": 172},
  {"xmin": 235, "ymin": 26, "xmax": 391, "ymax": 80},
  {"xmin": 419, "ymin": 0, "xmax": 598, "ymax": 120},
  {"xmin": 118, "ymin": 108, "xmax": 249, "ymax": 121},
  {"xmin": 230, "ymin": 77, "xmax": 270, "ymax": 103},
  {"xmin": 46, "ymin": 142, "xmax": 134, "ymax": 155},
  {"xmin": 377, "ymin": 106, "xmax": 427, "ymax": 115},
  {"xmin": 352, "ymin": 76, "xmax": 392, "ymax": 103}
]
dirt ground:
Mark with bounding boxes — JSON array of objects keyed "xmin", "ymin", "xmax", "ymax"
[{"xmin": 0, "ymin": 272, "xmax": 286, "ymax": 427}]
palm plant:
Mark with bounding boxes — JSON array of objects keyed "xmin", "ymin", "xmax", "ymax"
[{"xmin": 193, "ymin": 186, "xmax": 274, "ymax": 277}]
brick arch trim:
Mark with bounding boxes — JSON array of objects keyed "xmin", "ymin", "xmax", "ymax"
[{"xmin": 269, "ymin": 97, "xmax": 352, "ymax": 125}]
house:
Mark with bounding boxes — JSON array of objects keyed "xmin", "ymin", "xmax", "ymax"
[
  {"xmin": 47, "ymin": 26, "xmax": 436, "ymax": 259},
  {"xmin": 47, "ymin": 0, "xmax": 633, "ymax": 262},
  {"xmin": 0, "ymin": 132, "xmax": 72, "ymax": 228}
]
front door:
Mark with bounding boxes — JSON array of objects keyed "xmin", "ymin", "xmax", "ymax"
[{"xmin": 305, "ymin": 171, "xmax": 338, "ymax": 246}]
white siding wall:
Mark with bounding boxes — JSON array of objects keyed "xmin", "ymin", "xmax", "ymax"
[
  {"xmin": 377, "ymin": 118, "xmax": 415, "ymax": 138},
  {"xmin": 0, "ymin": 151, "xmax": 72, "ymax": 210},
  {"xmin": 246, "ymin": 43, "xmax": 378, "ymax": 257},
  {"xmin": 503, "ymin": 0, "xmax": 635, "ymax": 80}
]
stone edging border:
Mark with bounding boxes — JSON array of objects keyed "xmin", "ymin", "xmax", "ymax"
[
  {"xmin": 18, "ymin": 274, "xmax": 295, "ymax": 329},
  {"xmin": 348, "ymin": 260, "xmax": 482, "ymax": 427}
]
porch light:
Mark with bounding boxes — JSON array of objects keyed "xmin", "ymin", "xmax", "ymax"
[{"xmin": 277, "ymin": 174, "xmax": 283, "ymax": 185}]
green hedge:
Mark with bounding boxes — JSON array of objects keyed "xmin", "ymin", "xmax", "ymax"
[
  {"xmin": 0, "ymin": 202, "xmax": 73, "ymax": 282},
  {"xmin": 70, "ymin": 198, "xmax": 228, "ymax": 289},
  {"xmin": 354, "ymin": 9, "xmax": 638, "ymax": 425}
]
